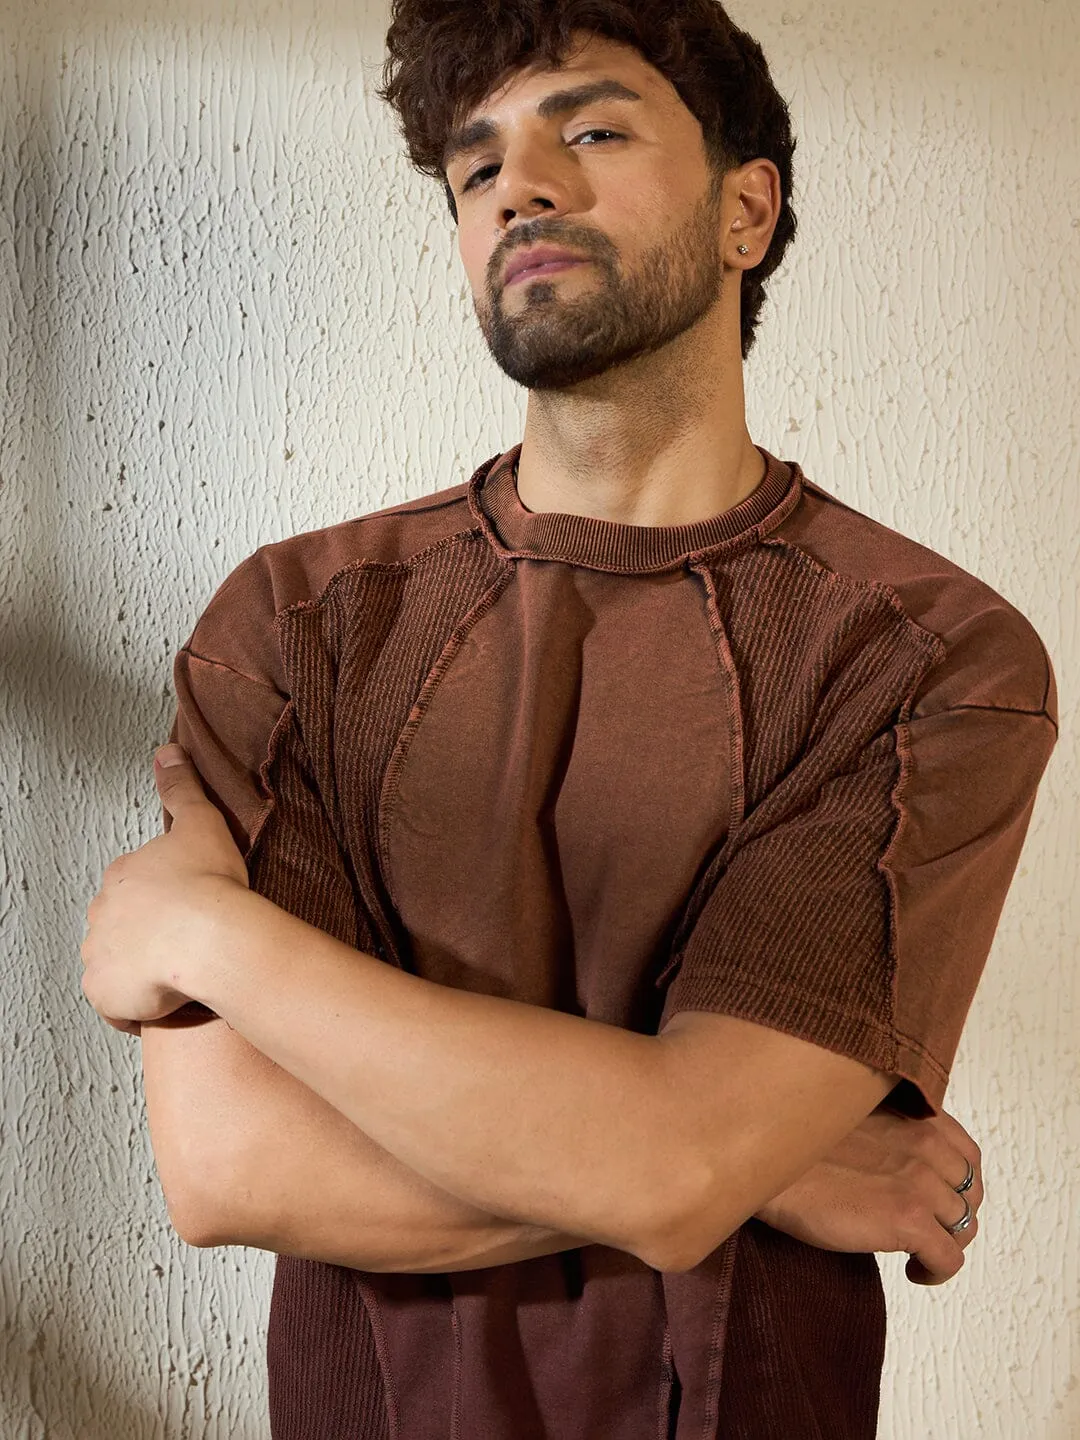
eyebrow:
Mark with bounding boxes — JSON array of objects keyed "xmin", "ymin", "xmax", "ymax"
[{"xmin": 442, "ymin": 79, "xmax": 643, "ymax": 172}]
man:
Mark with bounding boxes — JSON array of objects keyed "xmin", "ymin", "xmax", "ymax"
[{"xmin": 82, "ymin": 4, "xmax": 1057, "ymax": 1436}]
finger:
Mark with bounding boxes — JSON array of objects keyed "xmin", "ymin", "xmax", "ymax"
[
  {"xmin": 933, "ymin": 1111, "xmax": 984, "ymax": 1203},
  {"xmin": 934, "ymin": 1187, "xmax": 979, "ymax": 1252},
  {"xmin": 154, "ymin": 745, "xmax": 210, "ymax": 817},
  {"xmin": 900, "ymin": 1215, "xmax": 969, "ymax": 1286},
  {"xmin": 925, "ymin": 1112, "xmax": 984, "ymax": 1212}
]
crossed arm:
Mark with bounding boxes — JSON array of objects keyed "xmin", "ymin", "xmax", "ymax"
[
  {"xmin": 85, "ymin": 749, "xmax": 983, "ymax": 1281},
  {"xmin": 141, "ymin": 1007, "xmax": 980, "ymax": 1280}
]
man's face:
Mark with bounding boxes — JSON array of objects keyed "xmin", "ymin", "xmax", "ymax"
[{"xmin": 443, "ymin": 33, "xmax": 732, "ymax": 392}]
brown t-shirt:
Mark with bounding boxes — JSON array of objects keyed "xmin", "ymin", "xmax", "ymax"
[{"xmin": 172, "ymin": 444, "xmax": 1057, "ymax": 1439}]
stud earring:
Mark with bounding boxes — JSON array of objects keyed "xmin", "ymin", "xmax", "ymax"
[{"xmin": 737, "ymin": 244, "xmax": 750, "ymax": 255}]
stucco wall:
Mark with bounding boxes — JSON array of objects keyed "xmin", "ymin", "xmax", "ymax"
[{"xmin": 1, "ymin": 0, "xmax": 1076, "ymax": 1435}]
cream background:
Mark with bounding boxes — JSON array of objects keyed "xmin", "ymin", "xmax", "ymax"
[{"xmin": 1, "ymin": 0, "xmax": 1076, "ymax": 1435}]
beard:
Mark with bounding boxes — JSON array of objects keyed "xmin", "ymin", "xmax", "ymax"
[{"xmin": 473, "ymin": 178, "xmax": 728, "ymax": 392}]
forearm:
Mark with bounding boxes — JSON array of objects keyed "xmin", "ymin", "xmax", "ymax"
[
  {"xmin": 140, "ymin": 1013, "xmax": 590, "ymax": 1272},
  {"xmin": 188, "ymin": 886, "xmax": 691, "ymax": 1264}
]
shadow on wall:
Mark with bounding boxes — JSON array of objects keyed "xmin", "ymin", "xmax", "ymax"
[
  {"xmin": 0, "ymin": 1271, "xmax": 164, "ymax": 1440},
  {"xmin": 0, "ymin": 611, "xmax": 172, "ymax": 786},
  {"xmin": 0, "ymin": 1241, "xmax": 244, "ymax": 1440}
]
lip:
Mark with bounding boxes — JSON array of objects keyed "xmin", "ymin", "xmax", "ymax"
[{"xmin": 505, "ymin": 248, "xmax": 590, "ymax": 286}]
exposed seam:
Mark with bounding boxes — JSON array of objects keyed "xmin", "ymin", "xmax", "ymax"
[
  {"xmin": 656, "ymin": 1323, "xmax": 675, "ymax": 1440},
  {"xmin": 891, "ymin": 1028, "xmax": 951, "ymax": 1076},
  {"xmin": 691, "ymin": 562, "xmax": 746, "ymax": 837},
  {"xmin": 354, "ymin": 1280, "xmax": 401, "ymax": 1440},
  {"xmin": 376, "ymin": 563, "xmax": 518, "ymax": 897},
  {"xmin": 878, "ymin": 691, "xmax": 919, "ymax": 1078},
  {"xmin": 935, "ymin": 703, "xmax": 1058, "ymax": 732},
  {"xmin": 701, "ymin": 1235, "xmax": 740, "ymax": 1437},
  {"xmin": 759, "ymin": 535, "xmax": 950, "ymax": 668},
  {"xmin": 449, "ymin": 1291, "xmax": 463, "ymax": 1440},
  {"xmin": 178, "ymin": 646, "xmax": 285, "ymax": 697},
  {"xmin": 243, "ymin": 697, "xmax": 296, "ymax": 862},
  {"xmin": 271, "ymin": 527, "xmax": 486, "ymax": 627},
  {"xmin": 372, "ymin": 484, "xmax": 473, "ymax": 519}
]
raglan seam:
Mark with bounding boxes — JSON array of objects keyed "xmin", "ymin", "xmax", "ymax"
[
  {"xmin": 270, "ymin": 525, "xmax": 489, "ymax": 628},
  {"xmin": 760, "ymin": 535, "xmax": 950, "ymax": 668},
  {"xmin": 179, "ymin": 645, "xmax": 287, "ymax": 698},
  {"xmin": 932, "ymin": 703, "xmax": 1058, "ymax": 734}
]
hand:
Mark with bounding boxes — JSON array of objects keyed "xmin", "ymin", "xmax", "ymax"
[
  {"xmin": 81, "ymin": 746, "xmax": 249, "ymax": 1035},
  {"xmin": 755, "ymin": 1104, "xmax": 983, "ymax": 1285}
]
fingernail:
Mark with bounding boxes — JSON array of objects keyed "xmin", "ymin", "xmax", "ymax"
[{"xmin": 156, "ymin": 744, "xmax": 187, "ymax": 767}]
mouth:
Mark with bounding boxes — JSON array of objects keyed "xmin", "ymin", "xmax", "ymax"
[{"xmin": 505, "ymin": 258, "xmax": 591, "ymax": 287}]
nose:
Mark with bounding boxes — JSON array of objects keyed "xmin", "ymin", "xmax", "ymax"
[{"xmin": 493, "ymin": 135, "xmax": 585, "ymax": 229}]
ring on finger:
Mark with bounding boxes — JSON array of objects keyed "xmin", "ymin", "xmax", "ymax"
[
  {"xmin": 943, "ymin": 1193, "xmax": 974, "ymax": 1235},
  {"xmin": 954, "ymin": 1158, "xmax": 975, "ymax": 1195}
]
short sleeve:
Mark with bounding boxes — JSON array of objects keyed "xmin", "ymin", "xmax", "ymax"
[
  {"xmin": 168, "ymin": 560, "xmax": 363, "ymax": 957},
  {"xmin": 658, "ymin": 664, "xmax": 1058, "ymax": 1115}
]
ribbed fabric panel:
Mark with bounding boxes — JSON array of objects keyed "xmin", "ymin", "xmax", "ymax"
[
  {"xmin": 715, "ymin": 1221, "xmax": 886, "ymax": 1439},
  {"xmin": 249, "ymin": 704, "xmax": 366, "ymax": 949},
  {"xmin": 703, "ymin": 540, "xmax": 945, "ymax": 819},
  {"xmin": 275, "ymin": 535, "xmax": 510, "ymax": 969},
  {"xmin": 247, "ymin": 703, "xmax": 392, "ymax": 1437},
  {"xmin": 659, "ymin": 540, "xmax": 945, "ymax": 1072},
  {"xmin": 258, "ymin": 537, "xmax": 510, "ymax": 1438},
  {"xmin": 268, "ymin": 1257, "xmax": 390, "ymax": 1440}
]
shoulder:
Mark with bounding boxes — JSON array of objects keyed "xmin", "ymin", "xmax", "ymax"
[
  {"xmin": 179, "ymin": 474, "xmax": 481, "ymax": 690},
  {"xmin": 776, "ymin": 470, "xmax": 1057, "ymax": 725}
]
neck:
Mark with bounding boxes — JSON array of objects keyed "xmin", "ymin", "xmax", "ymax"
[{"xmin": 514, "ymin": 314, "xmax": 763, "ymax": 527}]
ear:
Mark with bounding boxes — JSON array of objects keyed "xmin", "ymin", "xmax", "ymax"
[{"xmin": 726, "ymin": 158, "xmax": 782, "ymax": 268}]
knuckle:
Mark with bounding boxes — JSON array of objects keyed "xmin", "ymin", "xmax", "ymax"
[{"xmin": 896, "ymin": 1199, "xmax": 932, "ymax": 1242}]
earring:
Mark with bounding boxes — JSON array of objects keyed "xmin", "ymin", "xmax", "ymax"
[{"xmin": 737, "ymin": 244, "xmax": 750, "ymax": 255}]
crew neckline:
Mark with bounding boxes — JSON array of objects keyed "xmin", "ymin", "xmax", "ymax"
[{"xmin": 467, "ymin": 443, "xmax": 802, "ymax": 573}]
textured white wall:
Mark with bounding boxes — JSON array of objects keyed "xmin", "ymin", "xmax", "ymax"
[{"xmin": 1, "ymin": 0, "xmax": 1075, "ymax": 1435}]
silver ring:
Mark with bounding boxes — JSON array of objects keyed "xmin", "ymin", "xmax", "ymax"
[
  {"xmin": 955, "ymin": 1158, "xmax": 975, "ymax": 1195},
  {"xmin": 944, "ymin": 1194, "xmax": 974, "ymax": 1235}
]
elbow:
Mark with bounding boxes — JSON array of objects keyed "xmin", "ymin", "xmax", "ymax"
[
  {"xmin": 640, "ymin": 1225, "xmax": 711, "ymax": 1275},
  {"xmin": 635, "ymin": 1166, "xmax": 739, "ymax": 1274},
  {"xmin": 164, "ymin": 1189, "xmax": 231, "ymax": 1249},
  {"xmin": 156, "ymin": 1164, "xmax": 246, "ymax": 1250},
  {"xmin": 643, "ymin": 1216, "xmax": 737, "ymax": 1275}
]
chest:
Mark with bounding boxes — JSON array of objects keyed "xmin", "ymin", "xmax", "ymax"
[{"xmin": 374, "ymin": 563, "xmax": 737, "ymax": 1025}]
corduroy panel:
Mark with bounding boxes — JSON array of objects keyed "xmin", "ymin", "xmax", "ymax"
[
  {"xmin": 249, "ymin": 702, "xmax": 368, "ymax": 951},
  {"xmin": 658, "ymin": 540, "xmax": 944, "ymax": 1075},
  {"xmin": 274, "ymin": 533, "xmax": 510, "ymax": 972},
  {"xmin": 715, "ymin": 1222, "xmax": 886, "ymax": 1439},
  {"xmin": 245, "ymin": 698, "xmax": 394, "ymax": 1437},
  {"xmin": 660, "ymin": 726, "xmax": 907, "ymax": 1073},
  {"xmin": 268, "ymin": 1258, "xmax": 390, "ymax": 1440},
  {"xmin": 698, "ymin": 539, "xmax": 946, "ymax": 821}
]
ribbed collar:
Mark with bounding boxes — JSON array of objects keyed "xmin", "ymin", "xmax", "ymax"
[{"xmin": 467, "ymin": 442, "xmax": 802, "ymax": 573}]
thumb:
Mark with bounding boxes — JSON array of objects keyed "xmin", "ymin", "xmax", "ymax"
[{"xmin": 154, "ymin": 744, "xmax": 209, "ymax": 817}]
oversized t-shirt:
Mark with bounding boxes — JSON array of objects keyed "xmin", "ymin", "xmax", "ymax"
[{"xmin": 172, "ymin": 444, "xmax": 1057, "ymax": 1439}]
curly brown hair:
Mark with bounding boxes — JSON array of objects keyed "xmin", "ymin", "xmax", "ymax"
[{"xmin": 375, "ymin": 0, "xmax": 798, "ymax": 360}]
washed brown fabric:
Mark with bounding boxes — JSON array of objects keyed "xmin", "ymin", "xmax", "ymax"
[{"xmin": 172, "ymin": 445, "xmax": 1057, "ymax": 1438}]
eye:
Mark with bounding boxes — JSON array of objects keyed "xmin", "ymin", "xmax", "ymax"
[{"xmin": 462, "ymin": 130, "xmax": 625, "ymax": 194}]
